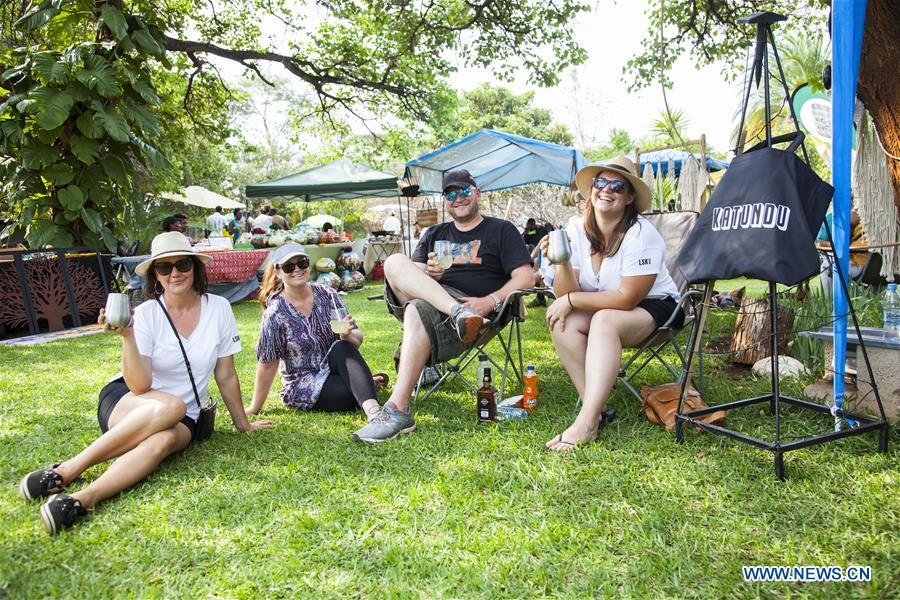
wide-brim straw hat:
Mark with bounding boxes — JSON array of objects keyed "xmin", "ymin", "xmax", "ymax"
[
  {"xmin": 136, "ymin": 231, "xmax": 212, "ymax": 277},
  {"xmin": 574, "ymin": 155, "xmax": 652, "ymax": 213}
]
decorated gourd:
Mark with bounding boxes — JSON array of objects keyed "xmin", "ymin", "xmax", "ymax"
[
  {"xmin": 315, "ymin": 257, "xmax": 336, "ymax": 273},
  {"xmin": 268, "ymin": 235, "xmax": 285, "ymax": 247},
  {"xmin": 315, "ymin": 271, "xmax": 340, "ymax": 290},
  {"xmin": 336, "ymin": 249, "xmax": 362, "ymax": 272}
]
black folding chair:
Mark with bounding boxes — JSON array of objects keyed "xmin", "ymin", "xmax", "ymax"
[
  {"xmin": 411, "ymin": 288, "xmax": 553, "ymax": 403},
  {"xmin": 616, "ymin": 211, "xmax": 704, "ymax": 401}
]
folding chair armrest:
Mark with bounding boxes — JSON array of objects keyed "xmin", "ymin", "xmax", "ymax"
[
  {"xmin": 488, "ymin": 288, "xmax": 553, "ymax": 325},
  {"xmin": 658, "ymin": 289, "xmax": 702, "ymax": 329}
]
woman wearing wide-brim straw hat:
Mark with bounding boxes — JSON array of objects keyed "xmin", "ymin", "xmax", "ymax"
[
  {"xmin": 18, "ymin": 232, "xmax": 272, "ymax": 534},
  {"xmin": 539, "ymin": 156, "xmax": 681, "ymax": 451}
]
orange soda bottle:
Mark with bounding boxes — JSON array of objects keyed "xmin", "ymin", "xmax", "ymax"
[{"xmin": 522, "ymin": 365, "xmax": 538, "ymax": 412}]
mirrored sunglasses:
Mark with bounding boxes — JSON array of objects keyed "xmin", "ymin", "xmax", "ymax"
[
  {"xmin": 279, "ymin": 257, "xmax": 310, "ymax": 273},
  {"xmin": 592, "ymin": 176, "xmax": 629, "ymax": 194},
  {"xmin": 443, "ymin": 186, "xmax": 473, "ymax": 203},
  {"xmin": 153, "ymin": 257, "xmax": 194, "ymax": 276}
]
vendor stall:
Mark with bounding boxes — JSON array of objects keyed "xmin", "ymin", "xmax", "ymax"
[{"xmin": 113, "ymin": 249, "xmax": 270, "ymax": 304}]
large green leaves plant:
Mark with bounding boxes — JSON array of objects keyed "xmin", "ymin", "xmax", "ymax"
[{"xmin": 0, "ymin": 0, "xmax": 168, "ymax": 250}]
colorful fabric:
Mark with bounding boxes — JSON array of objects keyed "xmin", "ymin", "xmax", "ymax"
[
  {"xmin": 201, "ymin": 249, "xmax": 270, "ymax": 283},
  {"xmin": 256, "ymin": 284, "xmax": 346, "ymax": 409}
]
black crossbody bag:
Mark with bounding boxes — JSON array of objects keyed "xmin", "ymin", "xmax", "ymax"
[{"xmin": 156, "ymin": 298, "xmax": 217, "ymax": 441}]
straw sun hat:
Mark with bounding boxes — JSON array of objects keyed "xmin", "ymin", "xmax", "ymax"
[
  {"xmin": 135, "ymin": 231, "xmax": 212, "ymax": 277},
  {"xmin": 574, "ymin": 155, "xmax": 652, "ymax": 213}
]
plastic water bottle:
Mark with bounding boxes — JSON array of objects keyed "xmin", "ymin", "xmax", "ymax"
[
  {"xmin": 476, "ymin": 354, "xmax": 490, "ymax": 388},
  {"xmin": 522, "ymin": 365, "xmax": 538, "ymax": 412},
  {"xmin": 883, "ymin": 283, "xmax": 900, "ymax": 338}
]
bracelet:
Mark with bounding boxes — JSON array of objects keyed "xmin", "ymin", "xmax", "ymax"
[
  {"xmin": 489, "ymin": 292, "xmax": 501, "ymax": 308},
  {"xmin": 567, "ymin": 293, "xmax": 575, "ymax": 309}
]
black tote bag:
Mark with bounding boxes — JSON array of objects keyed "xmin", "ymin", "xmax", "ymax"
[{"xmin": 677, "ymin": 145, "xmax": 833, "ymax": 286}]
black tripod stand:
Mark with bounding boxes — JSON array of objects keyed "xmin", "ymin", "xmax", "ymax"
[{"xmin": 673, "ymin": 12, "xmax": 889, "ymax": 481}]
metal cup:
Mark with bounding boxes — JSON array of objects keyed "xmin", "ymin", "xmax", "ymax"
[
  {"xmin": 547, "ymin": 229, "xmax": 572, "ymax": 264},
  {"xmin": 104, "ymin": 293, "xmax": 131, "ymax": 328}
]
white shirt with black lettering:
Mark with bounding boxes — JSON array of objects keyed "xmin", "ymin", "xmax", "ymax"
[
  {"xmin": 127, "ymin": 294, "xmax": 241, "ymax": 420},
  {"xmin": 563, "ymin": 216, "xmax": 680, "ymax": 300}
]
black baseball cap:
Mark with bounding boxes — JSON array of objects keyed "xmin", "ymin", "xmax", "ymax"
[{"xmin": 441, "ymin": 169, "xmax": 478, "ymax": 193}]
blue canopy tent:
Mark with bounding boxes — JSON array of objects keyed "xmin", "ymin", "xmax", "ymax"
[
  {"xmin": 634, "ymin": 149, "xmax": 730, "ymax": 177},
  {"xmin": 404, "ymin": 129, "xmax": 587, "ymax": 194}
]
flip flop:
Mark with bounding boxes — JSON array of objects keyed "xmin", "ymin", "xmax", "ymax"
[{"xmin": 372, "ymin": 372, "xmax": 389, "ymax": 390}]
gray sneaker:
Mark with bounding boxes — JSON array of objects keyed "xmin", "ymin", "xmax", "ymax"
[
  {"xmin": 352, "ymin": 402, "xmax": 416, "ymax": 443},
  {"xmin": 450, "ymin": 303, "xmax": 484, "ymax": 344}
]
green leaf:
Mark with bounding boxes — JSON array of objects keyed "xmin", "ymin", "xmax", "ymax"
[
  {"xmin": 132, "ymin": 28, "xmax": 164, "ymax": 56},
  {"xmin": 130, "ymin": 133, "xmax": 171, "ymax": 169},
  {"xmin": 100, "ymin": 226, "xmax": 117, "ymax": 252},
  {"xmin": 0, "ymin": 93, "xmax": 26, "ymax": 115},
  {"xmin": 27, "ymin": 220, "xmax": 63, "ymax": 248},
  {"xmin": 32, "ymin": 52, "xmax": 69, "ymax": 84},
  {"xmin": 34, "ymin": 125, "xmax": 63, "ymax": 144},
  {"xmin": 75, "ymin": 56, "xmax": 122, "ymax": 98},
  {"xmin": 1, "ymin": 64, "xmax": 28, "ymax": 83},
  {"xmin": 75, "ymin": 111, "xmax": 104, "ymax": 139},
  {"xmin": 121, "ymin": 98, "xmax": 159, "ymax": 134},
  {"xmin": 0, "ymin": 120, "xmax": 27, "ymax": 144},
  {"xmin": 21, "ymin": 144, "xmax": 57, "ymax": 169},
  {"xmin": 30, "ymin": 87, "xmax": 76, "ymax": 129},
  {"xmin": 43, "ymin": 162, "xmax": 75, "ymax": 185},
  {"xmin": 80, "ymin": 207, "xmax": 102, "ymax": 232},
  {"xmin": 101, "ymin": 155, "xmax": 129, "ymax": 187},
  {"xmin": 99, "ymin": 4, "xmax": 128, "ymax": 40},
  {"xmin": 16, "ymin": 97, "xmax": 39, "ymax": 114},
  {"xmin": 14, "ymin": 0, "xmax": 64, "ymax": 32},
  {"xmin": 91, "ymin": 102, "xmax": 131, "ymax": 142},
  {"xmin": 69, "ymin": 134, "xmax": 100, "ymax": 164},
  {"xmin": 58, "ymin": 184, "xmax": 84, "ymax": 210},
  {"xmin": 127, "ymin": 78, "xmax": 160, "ymax": 106},
  {"xmin": 0, "ymin": 221, "xmax": 19, "ymax": 241}
]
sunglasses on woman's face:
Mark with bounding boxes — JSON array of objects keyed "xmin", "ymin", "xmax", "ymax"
[
  {"xmin": 153, "ymin": 257, "xmax": 194, "ymax": 276},
  {"xmin": 443, "ymin": 186, "xmax": 473, "ymax": 203},
  {"xmin": 279, "ymin": 258, "xmax": 310, "ymax": 273},
  {"xmin": 592, "ymin": 176, "xmax": 629, "ymax": 194}
]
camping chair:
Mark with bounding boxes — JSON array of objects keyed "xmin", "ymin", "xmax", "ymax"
[
  {"xmin": 616, "ymin": 211, "xmax": 704, "ymax": 402},
  {"xmin": 409, "ymin": 288, "xmax": 553, "ymax": 404}
]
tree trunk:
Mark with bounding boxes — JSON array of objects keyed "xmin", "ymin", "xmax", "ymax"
[
  {"xmin": 729, "ymin": 299, "xmax": 795, "ymax": 365},
  {"xmin": 857, "ymin": 0, "xmax": 900, "ymax": 211}
]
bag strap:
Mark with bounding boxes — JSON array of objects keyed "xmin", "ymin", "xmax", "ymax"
[{"xmin": 155, "ymin": 298, "xmax": 202, "ymax": 411}]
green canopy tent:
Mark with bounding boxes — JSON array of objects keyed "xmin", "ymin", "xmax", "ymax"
[{"xmin": 245, "ymin": 157, "xmax": 402, "ymax": 238}]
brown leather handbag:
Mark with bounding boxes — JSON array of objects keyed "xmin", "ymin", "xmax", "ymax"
[{"xmin": 640, "ymin": 383, "xmax": 727, "ymax": 432}]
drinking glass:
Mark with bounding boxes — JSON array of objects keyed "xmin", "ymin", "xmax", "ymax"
[
  {"xmin": 434, "ymin": 240, "xmax": 453, "ymax": 269},
  {"xmin": 330, "ymin": 307, "xmax": 350, "ymax": 334},
  {"xmin": 547, "ymin": 229, "xmax": 572, "ymax": 265},
  {"xmin": 104, "ymin": 293, "xmax": 131, "ymax": 328}
]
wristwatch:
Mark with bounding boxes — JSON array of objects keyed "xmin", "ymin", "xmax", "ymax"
[{"xmin": 489, "ymin": 293, "xmax": 501, "ymax": 309}]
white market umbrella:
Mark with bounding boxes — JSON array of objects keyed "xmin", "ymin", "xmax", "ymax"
[
  {"xmin": 160, "ymin": 186, "xmax": 245, "ymax": 210},
  {"xmin": 302, "ymin": 214, "xmax": 342, "ymax": 228}
]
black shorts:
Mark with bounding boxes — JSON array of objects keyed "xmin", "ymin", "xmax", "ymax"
[
  {"xmin": 637, "ymin": 296, "xmax": 684, "ymax": 329},
  {"xmin": 97, "ymin": 377, "xmax": 196, "ymax": 440}
]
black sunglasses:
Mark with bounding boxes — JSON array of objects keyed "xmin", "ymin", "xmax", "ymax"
[
  {"xmin": 153, "ymin": 257, "xmax": 194, "ymax": 276},
  {"xmin": 279, "ymin": 257, "xmax": 310, "ymax": 273},
  {"xmin": 592, "ymin": 176, "xmax": 630, "ymax": 194}
]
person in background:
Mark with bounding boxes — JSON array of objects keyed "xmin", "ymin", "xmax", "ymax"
[
  {"xmin": 270, "ymin": 207, "xmax": 289, "ymax": 231},
  {"xmin": 816, "ymin": 207, "xmax": 869, "ymax": 293},
  {"xmin": 163, "ymin": 213, "xmax": 194, "ymax": 243},
  {"xmin": 382, "ymin": 212, "xmax": 401, "ymax": 233},
  {"xmin": 18, "ymin": 232, "xmax": 271, "ymax": 533},
  {"xmin": 248, "ymin": 244, "xmax": 386, "ymax": 422},
  {"xmin": 541, "ymin": 156, "xmax": 681, "ymax": 451},
  {"xmin": 522, "ymin": 218, "xmax": 543, "ymax": 251},
  {"xmin": 206, "ymin": 206, "xmax": 229, "ymax": 237},
  {"xmin": 252, "ymin": 206, "xmax": 273, "ymax": 234},
  {"xmin": 162, "ymin": 215, "xmax": 180, "ymax": 233},
  {"xmin": 228, "ymin": 208, "xmax": 245, "ymax": 244}
]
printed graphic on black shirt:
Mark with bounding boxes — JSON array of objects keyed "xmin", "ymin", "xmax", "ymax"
[{"xmin": 452, "ymin": 240, "xmax": 482, "ymax": 265}]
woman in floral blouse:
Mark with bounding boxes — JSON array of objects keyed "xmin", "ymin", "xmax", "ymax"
[{"xmin": 247, "ymin": 244, "xmax": 383, "ymax": 421}]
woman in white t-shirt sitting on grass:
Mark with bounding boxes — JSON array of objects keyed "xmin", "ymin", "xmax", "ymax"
[
  {"xmin": 18, "ymin": 232, "xmax": 272, "ymax": 534},
  {"xmin": 541, "ymin": 156, "xmax": 681, "ymax": 451}
]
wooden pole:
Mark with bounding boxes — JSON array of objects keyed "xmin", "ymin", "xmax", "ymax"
[{"xmin": 700, "ymin": 133, "xmax": 709, "ymax": 208}]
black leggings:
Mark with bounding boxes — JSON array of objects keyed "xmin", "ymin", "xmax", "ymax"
[{"xmin": 312, "ymin": 341, "xmax": 377, "ymax": 412}]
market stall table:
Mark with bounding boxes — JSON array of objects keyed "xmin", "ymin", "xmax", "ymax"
[
  {"xmin": 363, "ymin": 237, "xmax": 402, "ymax": 275},
  {"xmin": 112, "ymin": 249, "xmax": 270, "ymax": 303}
]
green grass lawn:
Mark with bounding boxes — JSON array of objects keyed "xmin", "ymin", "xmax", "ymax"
[{"xmin": 1, "ymin": 285, "xmax": 897, "ymax": 597}]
